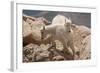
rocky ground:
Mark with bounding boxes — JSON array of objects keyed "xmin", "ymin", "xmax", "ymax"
[{"xmin": 22, "ymin": 15, "xmax": 91, "ymax": 63}]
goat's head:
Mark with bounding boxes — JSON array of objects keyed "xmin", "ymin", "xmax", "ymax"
[{"xmin": 64, "ymin": 18, "xmax": 72, "ymax": 32}]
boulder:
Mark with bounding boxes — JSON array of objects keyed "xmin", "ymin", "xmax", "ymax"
[
  {"xmin": 80, "ymin": 35, "xmax": 91, "ymax": 59},
  {"xmin": 52, "ymin": 55, "xmax": 65, "ymax": 61}
]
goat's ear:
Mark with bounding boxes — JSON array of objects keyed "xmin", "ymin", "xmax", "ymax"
[
  {"xmin": 68, "ymin": 17, "xmax": 72, "ymax": 24},
  {"xmin": 68, "ymin": 17, "xmax": 71, "ymax": 20}
]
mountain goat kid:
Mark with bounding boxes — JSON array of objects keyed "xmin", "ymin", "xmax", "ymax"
[{"xmin": 41, "ymin": 15, "xmax": 76, "ymax": 60}]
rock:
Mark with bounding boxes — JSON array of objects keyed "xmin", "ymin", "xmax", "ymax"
[
  {"xmin": 52, "ymin": 55, "xmax": 65, "ymax": 61},
  {"xmin": 31, "ymin": 30, "xmax": 41, "ymax": 42},
  {"xmin": 55, "ymin": 40, "xmax": 64, "ymax": 51},
  {"xmin": 22, "ymin": 15, "xmax": 91, "ymax": 62},
  {"xmin": 80, "ymin": 35, "xmax": 91, "ymax": 59},
  {"xmin": 34, "ymin": 44, "xmax": 50, "ymax": 61},
  {"xmin": 23, "ymin": 44, "xmax": 34, "ymax": 55},
  {"xmin": 23, "ymin": 33, "xmax": 42, "ymax": 46},
  {"xmin": 71, "ymin": 24, "xmax": 91, "ymax": 52},
  {"xmin": 23, "ymin": 56, "xmax": 29, "ymax": 62},
  {"xmin": 37, "ymin": 17, "xmax": 51, "ymax": 25},
  {"xmin": 23, "ymin": 15, "xmax": 36, "ymax": 22},
  {"xmin": 23, "ymin": 43, "xmax": 35, "ymax": 62},
  {"xmin": 23, "ymin": 16, "xmax": 47, "ymax": 46},
  {"xmin": 23, "ymin": 20, "xmax": 32, "ymax": 37},
  {"xmin": 35, "ymin": 51, "xmax": 50, "ymax": 61}
]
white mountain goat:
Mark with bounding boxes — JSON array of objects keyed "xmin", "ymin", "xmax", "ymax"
[{"xmin": 41, "ymin": 15, "xmax": 76, "ymax": 59}]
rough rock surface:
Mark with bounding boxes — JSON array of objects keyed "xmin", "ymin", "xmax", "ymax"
[{"xmin": 23, "ymin": 15, "xmax": 91, "ymax": 62}]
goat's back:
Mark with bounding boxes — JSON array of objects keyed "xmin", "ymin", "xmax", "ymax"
[{"xmin": 52, "ymin": 15, "xmax": 66, "ymax": 25}]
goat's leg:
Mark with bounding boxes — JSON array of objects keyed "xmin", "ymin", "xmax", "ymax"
[
  {"xmin": 63, "ymin": 48, "xmax": 67, "ymax": 59},
  {"xmin": 50, "ymin": 37, "xmax": 56, "ymax": 49},
  {"xmin": 61, "ymin": 39, "xmax": 71, "ymax": 59},
  {"xmin": 69, "ymin": 42, "xmax": 75, "ymax": 60},
  {"xmin": 51, "ymin": 41, "xmax": 56, "ymax": 49}
]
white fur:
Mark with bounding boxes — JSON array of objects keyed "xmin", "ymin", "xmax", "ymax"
[{"xmin": 41, "ymin": 15, "xmax": 75, "ymax": 59}]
